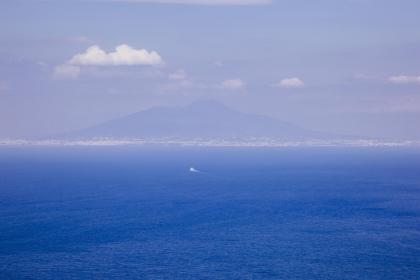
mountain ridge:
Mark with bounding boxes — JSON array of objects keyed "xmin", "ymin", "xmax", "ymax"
[{"xmin": 67, "ymin": 100, "xmax": 336, "ymax": 140}]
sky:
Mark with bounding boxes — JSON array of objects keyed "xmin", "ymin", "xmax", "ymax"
[{"xmin": 1, "ymin": 0, "xmax": 420, "ymax": 139}]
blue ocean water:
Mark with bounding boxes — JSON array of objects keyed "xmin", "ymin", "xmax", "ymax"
[{"xmin": 0, "ymin": 147, "xmax": 420, "ymax": 279}]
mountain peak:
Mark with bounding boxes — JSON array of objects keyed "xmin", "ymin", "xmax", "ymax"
[{"xmin": 71, "ymin": 101, "xmax": 328, "ymax": 140}]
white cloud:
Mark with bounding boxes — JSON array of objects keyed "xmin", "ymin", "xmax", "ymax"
[
  {"xmin": 69, "ymin": 44, "xmax": 164, "ymax": 66},
  {"xmin": 53, "ymin": 44, "xmax": 163, "ymax": 79},
  {"xmin": 163, "ymin": 69, "xmax": 201, "ymax": 91},
  {"xmin": 53, "ymin": 64, "xmax": 81, "ymax": 79},
  {"xmin": 276, "ymin": 77, "xmax": 305, "ymax": 88},
  {"xmin": 169, "ymin": 69, "xmax": 187, "ymax": 81},
  {"xmin": 221, "ymin": 79, "xmax": 245, "ymax": 90},
  {"xmin": 110, "ymin": 0, "xmax": 271, "ymax": 5},
  {"xmin": 389, "ymin": 75, "xmax": 420, "ymax": 85}
]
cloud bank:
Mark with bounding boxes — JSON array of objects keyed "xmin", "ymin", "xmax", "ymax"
[
  {"xmin": 54, "ymin": 44, "xmax": 164, "ymax": 79},
  {"xmin": 276, "ymin": 77, "xmax": 305, "ymax": 88},
  {"xmin": 69, "ymin": 45, "xmax": 164, "ymax": 66},
  {"xmin": 110, "ymin": 0, "xmax": 271, "ymax": 5},
  {"xmin": 389, "ymin": 75, "xmax": 420, "ymax": 85},
  {"xmin": 221, "ymin": 79, "xmax": 245, "ymax": 90}
]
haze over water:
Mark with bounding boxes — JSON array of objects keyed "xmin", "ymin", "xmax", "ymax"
[{"xmin": 1, "ymin": 147, "xmax": 419, "ymax": 279}]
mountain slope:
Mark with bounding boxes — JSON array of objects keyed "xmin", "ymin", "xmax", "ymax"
[{"xmin": 71, "ymin": 100, "xmax": 331, "ymax": 140}]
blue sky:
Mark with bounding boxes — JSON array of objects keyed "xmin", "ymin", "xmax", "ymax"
[{"xmin": 1, "ymin": 0, "xmax": 420, "ymax": 139}]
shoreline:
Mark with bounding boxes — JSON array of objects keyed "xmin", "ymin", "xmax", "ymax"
[{"xmin": 1, "ymin": 139, "xmax": 420, "ymax": 147}]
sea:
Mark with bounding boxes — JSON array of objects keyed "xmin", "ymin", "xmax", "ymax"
[{"xmin": 0, "ymin": 147, "xmax": 419, "ymax": 279}]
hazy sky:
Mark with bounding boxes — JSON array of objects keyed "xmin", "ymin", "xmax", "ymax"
[{"xmin": 1, "ymin": 0, "xmax": 420, "ymax": 139}]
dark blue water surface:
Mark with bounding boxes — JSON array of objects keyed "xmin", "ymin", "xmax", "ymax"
[{"xmin": 0, "ymin": 147, "xmax": 420, "ymax": 279}]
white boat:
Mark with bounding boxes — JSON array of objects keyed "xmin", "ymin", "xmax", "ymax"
[{"xmin": 189, "ymin": 167, "xmax": 199, "ymax": 173}]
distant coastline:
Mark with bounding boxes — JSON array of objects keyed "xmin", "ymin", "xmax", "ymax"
[{"xmin": 1, "ymin": 138, "xmax": 420, "ymax": 147}]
